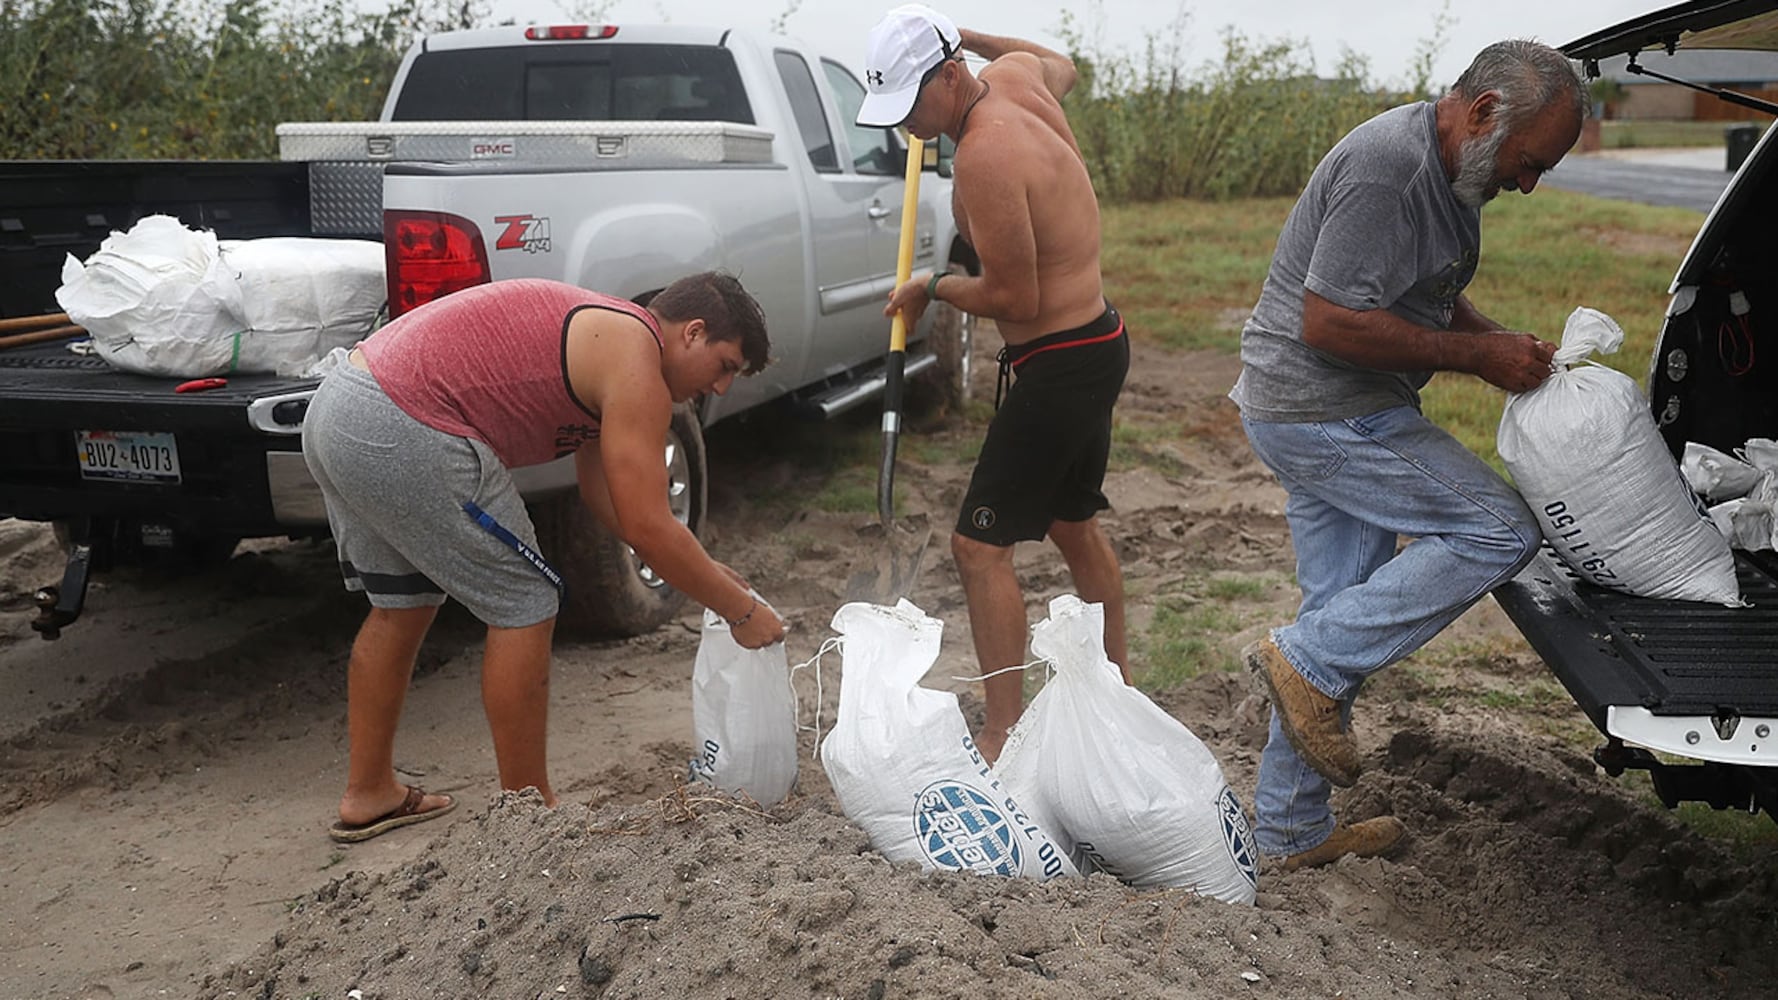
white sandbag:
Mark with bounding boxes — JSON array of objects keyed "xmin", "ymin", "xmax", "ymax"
[
  {"xmin": 1682, "ymin": 442, "xmax": 1764, "ymax": 503},
  {"xmin": 687, "ymin": 605, "xmax": 797, "ymax": 806},
  {"xmin": 1706, "ymin": 453, "xmax": 1778, "ymax": 552},
  {"xmin": 55, "ymin": 215, "xmax": 383, "ymax": 377},
  {"xmin": 1743, "ymin": 438, "xmax": 1778, "ymax": 473},
  {"xmin": 217, "ymin": 237, "xmax": 385, "ymax": 375},
  {"xmin": 1708, "ymin": 497, "xmax": 1775, "ymax": 552},
  {"xmin": 1498, "ymin": 307, "xmax": 1742, "ymax": 606},
  {"xmin": 818, "ymin": 599, "xmax": 1076, "ymax": 881},
  {"xmin": 57, "ymin": 215, "xmax": 245, "ymax": 376},
  {"xmin": 995, "ymin": 595, "xmax": 1258, "ymax": 904}
]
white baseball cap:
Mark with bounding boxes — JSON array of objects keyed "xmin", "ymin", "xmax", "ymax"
[{"xmin": 856, "ymin": 4, "xmax": 961, "ymax": 127}]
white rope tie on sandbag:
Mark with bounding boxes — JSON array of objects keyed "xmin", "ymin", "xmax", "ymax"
[
  {"xmin": 789, "ymin": 636, "xmax": 842, "ymax": 757},
  {"xmin": 951, "ymin": 659, "xmax": 1048, "ymax": 683}
]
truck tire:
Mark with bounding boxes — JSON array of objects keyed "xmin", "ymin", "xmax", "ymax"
[
  {"xmin": 921, "ymin": 265, "xmax": 975, "ymax": 411},
  {"xmin": 533, "ymin": 403, "xmax": 707, "ymax": 638}
]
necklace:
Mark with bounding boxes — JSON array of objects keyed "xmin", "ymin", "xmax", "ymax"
[{"xmin": 958, "ymin": 81, "xmax": 990, "ymax": 137}]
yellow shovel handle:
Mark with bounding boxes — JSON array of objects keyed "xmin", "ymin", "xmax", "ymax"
[{"xmin": 890, "ymin": 136, "xmax": 925, "ymax": 354}]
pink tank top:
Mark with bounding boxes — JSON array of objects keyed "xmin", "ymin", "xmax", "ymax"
[{"xmin": 359, "ymin": 279, "xmax": 662, "ymax": 468}]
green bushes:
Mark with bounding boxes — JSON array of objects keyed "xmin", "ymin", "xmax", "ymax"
[
  {"xmin": 0, "ymin": 0, "xmax": 478, "ymax": 159},
  {"xmin": 1057, "ymin": 10, "xmax": 1442, "ymax": 203}
]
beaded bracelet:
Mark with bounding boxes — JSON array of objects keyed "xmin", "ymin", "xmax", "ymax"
[{"xmin": 728, "ymin": 595, "xmax": 758, "ymax": 629}]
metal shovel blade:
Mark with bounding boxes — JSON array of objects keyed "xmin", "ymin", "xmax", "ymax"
[{"xmin": 844, "ymin": 512, "xmax": 932, "ymax": 603}]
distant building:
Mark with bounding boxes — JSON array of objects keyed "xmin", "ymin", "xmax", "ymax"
[{"xmin": 1592, "ymin": 51, "xmax": 1778, "ymax": 121}]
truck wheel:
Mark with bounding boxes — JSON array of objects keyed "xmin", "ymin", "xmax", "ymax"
[
  {"xmin": 534, "ymin": 403, "xmax": 707, "ymax": 638},
  {"xmin": 922, "ymin": 266, "xmax": 974, "ymax": 411}
]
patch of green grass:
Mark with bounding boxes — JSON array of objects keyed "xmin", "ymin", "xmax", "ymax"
[
  {"xmin": 1411, "ymin": 635, "xmax": 1543, "ymax": 673},
  {"xmin": 1471, "ymin": 681, "xmax": 1570, "ymax": 711},
  {"xmin": 321, "ymin": 851, "xmax": 345, "ymax": 870},
  {"xmin": 1108, "ymin": 418, "xmax": 1188, "ymax": 475},
  {"xmin": 1541, "ymin": 718, "xmax": 1607, "ymax": 755},
  {"xmin": 902, "ymin": 431, "xmax": 980, "ymax": 468},
  {"xmin": 1137, "ymin": 601, "xmax": 1235, "ymax": 691},
  {"xmin": 1600, "ymin": 118, "xmax": 1766, "ymax": 149},
  {"xmin": 1204, "ymin": 576, "xmax": 1268, "ymax": 601},
  {"xmin": 1101, "ymin": 197, "xmax": 1293, "ymax": 353},
  {"xmin": 1135, "ymin": 575, "xmax": 1279, "ymax": 691},
  {"xmin": 809, "ymin": 466, "xmax": 879, "ymax": 515}
]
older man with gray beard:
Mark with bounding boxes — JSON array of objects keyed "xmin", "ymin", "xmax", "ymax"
[{"xmin": 1229, "ymin": 40, "xmax": 1585, "ymax": 872}]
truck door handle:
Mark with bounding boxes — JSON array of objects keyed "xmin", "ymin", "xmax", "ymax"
[{"xmin": 867, "ymin": 205, "xmax": 892, "ymax": 220}]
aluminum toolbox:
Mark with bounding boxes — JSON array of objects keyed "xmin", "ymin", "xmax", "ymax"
[
  {"xmin": 276, "ymin": 120, "xmax": 775, "ymax": 166},
  {"xmin": 279, "ymin": 120, "xmax": 776, "ymax": 238}
]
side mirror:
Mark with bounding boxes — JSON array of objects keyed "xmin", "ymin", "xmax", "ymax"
[{"xmin": 926, "ymin": 134, "xmax": 956, "ymax": 178}]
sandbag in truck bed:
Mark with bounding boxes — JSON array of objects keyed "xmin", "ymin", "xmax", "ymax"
[
  {"xmin": 56, "ymin": 214, "xmax": 384, "ymax": 378},
  {"xmin": 1498, "ymin": 306, "xmax": 1742, "ymax": 606}
]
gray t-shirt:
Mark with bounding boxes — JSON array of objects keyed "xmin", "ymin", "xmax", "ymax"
[{"xmin": 1231, "ymin": 102, "xmax": 1481, "ymax": 422}]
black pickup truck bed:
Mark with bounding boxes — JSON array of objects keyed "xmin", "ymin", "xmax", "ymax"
[{"xmin": 1497, "ymin": 549, "xmax": 1778, "ymax": 818}]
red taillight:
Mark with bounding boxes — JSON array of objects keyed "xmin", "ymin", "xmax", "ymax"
[
  {"xmin": 523, "ymin": 24, "xmax": 617, "ymax": 41},
  {"xmin": 383, "ymin": 211, "xmax": 490, "ymax": 318}
]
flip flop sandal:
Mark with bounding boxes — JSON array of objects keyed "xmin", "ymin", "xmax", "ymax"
[{"xmin": 329, "ymin": 785, "xmax": 457, "ymax": 843}]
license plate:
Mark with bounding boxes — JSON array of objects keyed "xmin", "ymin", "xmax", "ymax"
[{"xmin": 77, "ymin": 430, "xmax": 182, "ymax": 483}]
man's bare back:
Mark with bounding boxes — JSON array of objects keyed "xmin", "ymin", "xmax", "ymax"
[{"xmin": 950, "ymin": 51, "xmax": 1104, "ymax": 344}]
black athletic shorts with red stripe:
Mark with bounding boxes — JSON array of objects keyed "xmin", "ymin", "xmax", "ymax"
[{"xmin": 957, "ymin": 303, "xmax": 1129, "ymax": 546}]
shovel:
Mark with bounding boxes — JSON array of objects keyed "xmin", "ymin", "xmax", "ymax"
[{"xmin": 845, "ymin": 136, "xmax": 933, "ymax": 604}]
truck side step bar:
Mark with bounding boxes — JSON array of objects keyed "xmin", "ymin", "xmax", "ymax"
[{"xmin": 801, "ymin": 352, "xmax": 938, "ymax": 420}]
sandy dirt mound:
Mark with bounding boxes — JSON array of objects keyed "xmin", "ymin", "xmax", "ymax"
[{"xmin": 198, "ymin": 698, "xmax": 1774, "ymax": 1000}]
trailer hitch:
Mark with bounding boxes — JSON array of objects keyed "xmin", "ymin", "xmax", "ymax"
[
  {"xmin": 1596, "ymin": 736, "xmax": 1774, "ymax": 819},
  {"xmin": 30, "ymin": 521, "xmax": 93, "ymax": 640}
]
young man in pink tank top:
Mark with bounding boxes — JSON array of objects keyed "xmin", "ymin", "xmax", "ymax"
[{"xmin": 303, "ymin": 272, "xmax": 783, "ymax": 842}]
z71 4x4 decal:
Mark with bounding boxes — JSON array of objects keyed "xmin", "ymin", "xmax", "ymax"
[{"xmin": 494, "ymin": 214, "xmax": 552, "ymax": 254}]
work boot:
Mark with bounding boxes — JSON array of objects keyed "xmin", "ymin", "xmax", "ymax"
[
  {"xmin": 1280, "ymin": 816, "xmax": 1407, "ymax": 872},
  {"xmin": 1244, "ymin": 637, "xmax": 1361, "ymax": 787}
]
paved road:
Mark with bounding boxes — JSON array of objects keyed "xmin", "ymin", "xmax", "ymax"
[{"xmin": 1544, "ymin": 148, "xmax": 1733, "ymax": 213}]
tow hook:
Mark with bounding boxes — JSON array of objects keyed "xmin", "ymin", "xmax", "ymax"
[{"xmin": 30, "ymin": 538, "xmax": 93, "ymax": 640}]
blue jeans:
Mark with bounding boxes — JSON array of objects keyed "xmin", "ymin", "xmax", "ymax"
[{"xmin": 1241, "ymin": 406, "xmax": 1539, "ymax": 856}]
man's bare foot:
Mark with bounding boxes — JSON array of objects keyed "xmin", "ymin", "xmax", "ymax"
[
  {"xmin": 338, "ymin": 785, "xmax": 453, "ymax": 828},
  {"xmin": 331, "ymin": 785, "xmax": 456, "ymax": 843}
]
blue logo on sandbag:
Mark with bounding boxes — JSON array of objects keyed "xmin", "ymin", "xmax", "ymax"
[
  {"xmin": 1219, "ymin": 786, "xmax": 1259, "ymax": 887},
  {"xmin": 913, "ymin": 781, "xmax": 1020, "ymax": 876}
]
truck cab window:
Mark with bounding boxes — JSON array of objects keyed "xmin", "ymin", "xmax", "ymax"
[
  {"xmin": 820, "ymin": 61, "xmax": 899, "ymax": 177},
  {"xmin": 774, "ymin": 50, "xmax": 838, "ymax": 172},
  {"xmin": 392, "ymin": 44, "xmax": 754, "ymax": 124}
]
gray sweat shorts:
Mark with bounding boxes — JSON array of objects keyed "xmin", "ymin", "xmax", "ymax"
[{"xmin": 301, "ymin": 360, "xmax": 560, "ymax": 629}]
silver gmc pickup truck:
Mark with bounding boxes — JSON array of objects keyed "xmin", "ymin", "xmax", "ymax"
[{"xmin": 0, "ymin": 22, "xmax": 977, "ymax": 638}]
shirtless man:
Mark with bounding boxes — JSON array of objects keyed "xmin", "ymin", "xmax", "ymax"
[
  {"xmin": 859, "ymin": 4, "xmax": 1129, "ymax": 761},
  {"xmin": 302, "ymin": 273, "xmax": 786, "ymax": 841}
]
